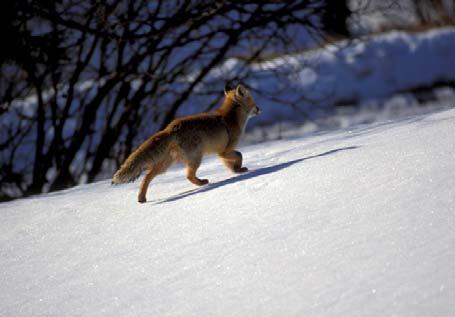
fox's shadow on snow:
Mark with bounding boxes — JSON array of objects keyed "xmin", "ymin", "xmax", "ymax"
[{"xmin": 151, "ymin": 146, "xmax": 358, "ymax": 205}]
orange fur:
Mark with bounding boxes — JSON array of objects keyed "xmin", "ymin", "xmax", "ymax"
[{"xmin": 112, "ymin": 84, "xmax": 260, "ymax": 203}]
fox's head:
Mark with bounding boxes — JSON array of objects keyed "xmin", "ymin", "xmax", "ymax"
[{"xmin": 224, "ymin": 83, "xmax": 260, "ymax": 117}]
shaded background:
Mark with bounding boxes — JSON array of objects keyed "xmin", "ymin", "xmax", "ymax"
[{"xmin": 1, "ymin": 0, "xmax": 454, "ymax": 201}]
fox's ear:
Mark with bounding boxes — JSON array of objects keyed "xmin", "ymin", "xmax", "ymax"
[
  {"xmin": 224, "ymin": 82, "xmax": 235, "ymax": 96},
  {"xmin": 235, "ymin": 84, "xmax": 248, "ymax": 98}
]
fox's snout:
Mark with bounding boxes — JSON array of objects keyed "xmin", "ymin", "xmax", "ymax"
[{"xmin": 253, "ymin": 106, "xmax": 261, "ymax": 116}]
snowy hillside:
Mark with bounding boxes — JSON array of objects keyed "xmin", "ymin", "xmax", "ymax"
[
  {"xmin": 1, "ymin": 108, "xmax": 455, "ymax": 316},
  {"xmin": 185, "ymin": 27, "xmax": 455, "ymax": 129},
  {"xmin": 3, "ymin": 27, "xmax": 455, "ymax": 200}
]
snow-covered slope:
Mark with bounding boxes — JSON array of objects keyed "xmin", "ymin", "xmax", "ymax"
[
  {"xmin": 3, "ymin": 27, "xmax": 454, "ymax": 199},
  {"xmin": 186, "ymin": 27, "xmax": 455, "ymax": 128},
  {"xmin": 1, "ymin": 108, "xmax": 455, "ymax": 316}
]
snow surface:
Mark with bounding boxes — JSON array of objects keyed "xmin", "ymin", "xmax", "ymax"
[
  {"xmin": 11, "ymin": 27, "xmax": 455, "ymax": 130},
  {"xmin": 1, "ymin": 108, "xmax": 455, "ymax": 316},
  {"xmin": 183, "ymin": 27, "xmax": 455, "ymax": 130},
  {"xmin": 3, "ymin": 27, "xmax": 455, "ymax": 197}
]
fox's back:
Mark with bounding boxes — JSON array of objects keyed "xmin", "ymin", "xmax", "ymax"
[{"xmin": 166, "ymin": 112, "xmax": 229, "ymax": 154}]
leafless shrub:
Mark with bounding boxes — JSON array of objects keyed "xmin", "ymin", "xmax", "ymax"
[{"xmin": 1, "ymin": 0, "xmax": 354, "ymax": 200}]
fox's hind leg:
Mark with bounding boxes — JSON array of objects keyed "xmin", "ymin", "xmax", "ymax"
[
  {"xmin": 138, "ymin": 169, "xmax": 156, "ymax": 203},
  {"xmin": 219, "ymin": 151, "xmax": 248, "ymax": 173},
  {"xmin": 138, "ymin": 159, "xmax": 173, "ymax": 203},
  {"xmin": 184, "ymin": 153, "xmax": 209, "ymax": 186}
]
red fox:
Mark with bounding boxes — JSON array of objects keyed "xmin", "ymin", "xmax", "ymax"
[{"xmin": 112, "ymin": 83, "xmax": 260, "ymax": 203}]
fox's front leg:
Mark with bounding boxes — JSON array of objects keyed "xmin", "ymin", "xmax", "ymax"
[{"xmin": 219, "ymin": 150, "xmax": 248, "ymax": 173}]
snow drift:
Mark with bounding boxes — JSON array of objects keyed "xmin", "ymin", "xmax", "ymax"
[
  {"xmin": 184, "ymin": 27, "xmax": 455, "ymax": 128},
  {"xmin": 1, "ymin": 108, "xmax": 455, "ymax": 316},
  {"xmin": 3, "ymin": 27, "xmax": 455, "ymax": 200}
]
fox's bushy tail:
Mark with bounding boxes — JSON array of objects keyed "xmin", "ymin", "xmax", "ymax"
[{"xmin": 112, "ymin": 130, "xmax": 172, "ymax": 184}]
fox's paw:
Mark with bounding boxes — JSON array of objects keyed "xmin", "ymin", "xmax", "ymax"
[
  {"xmin": 197, "ymin": 178, "xmax": 209, "ymax": 186},
  {"xmin": 235, "ymin": 167, "xmax": 248, "ymax": 173},
  {"xmin": 188, "ymin": 176, "xmax": 209, "ymax": 186},
  {"xmin": 138, "ymin": 196, "xmax": 147, "ymax": 203}
]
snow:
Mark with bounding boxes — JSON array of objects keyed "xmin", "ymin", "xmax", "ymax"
[
  {"xmin": 183, "ymin": 27, "xmax": 455, "ymax": 130},
  {"xmin": 2, "ymin": 107, "xmax": 455, "ymax": 316},
  {"xmin": 3, "ymin": 27, "xmax": 455, "ymax": 197}
]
